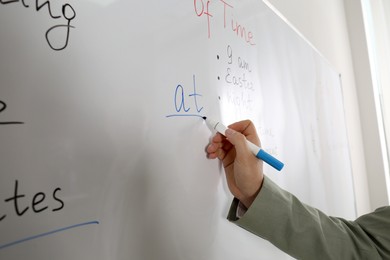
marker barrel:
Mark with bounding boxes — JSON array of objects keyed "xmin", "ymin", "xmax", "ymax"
[
  {"xmin": 246, "ymin": 139, "xmax": 284, "ymax": 171},
  {"xmin": 256, "ymin": 149, "xmax": 284, "ymax": 171}
]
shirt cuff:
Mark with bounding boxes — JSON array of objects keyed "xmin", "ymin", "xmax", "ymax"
[{"xmin": 236, "ymin": 201, "xmax": 248, "ymax": 218}]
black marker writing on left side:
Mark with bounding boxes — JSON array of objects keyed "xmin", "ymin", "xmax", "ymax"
[{"xmin": 0, "ymin": 100, "xmax": 24, "ymax": 125}]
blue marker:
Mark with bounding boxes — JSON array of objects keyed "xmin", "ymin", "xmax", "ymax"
[{"xmin": 203, "ymin": 117, "xmax": 284, "ymax": 171}]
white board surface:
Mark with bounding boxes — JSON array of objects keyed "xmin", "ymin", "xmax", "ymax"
[{"xmin": 0, "ymin": 1, "xmax": 355, "ymax": 259}]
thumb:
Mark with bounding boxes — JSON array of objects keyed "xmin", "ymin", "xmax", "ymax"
[{"xmin": 225, "ymin": 128, "xmax": 251, "ymax": 157}]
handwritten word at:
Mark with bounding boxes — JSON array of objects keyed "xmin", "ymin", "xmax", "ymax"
[
  {"xmin": 194, "ymin": 0, "xmax": 255, "ymax": 46},
  {"xmin": 166, "ymin": 75, "xmax": 204, "ymax": 118},
  {"xmin": 0, "ymin": 180, "xmax": 64, "ymax": 224},
  {"xmin": 0, "ymin": 100, "xmax": 24, "ymax": 125},
  {"xmin": 0, "ymin": 0, "xmax": 76, "ymax": 51}
]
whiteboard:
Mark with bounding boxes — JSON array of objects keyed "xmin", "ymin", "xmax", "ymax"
[{"xmin": 0, "ymin": 0, "xmax": 355, "ymax": 259}]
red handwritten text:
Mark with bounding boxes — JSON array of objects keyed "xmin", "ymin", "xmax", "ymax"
[{"xmin": 194, "ymin": 0, "xmax": 256, "ymax": 46}]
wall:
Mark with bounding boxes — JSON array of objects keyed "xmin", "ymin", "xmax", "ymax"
[
  {"xmin": 382, "ymin": 0, "xmax": 390, "ymax": 150},
  {"xmin": 359, "ymin": 0, "xmax": 390, "ymax": 205},
  {"xmin": 382, "ymin": 0, "xmax": 390, "ymax": 172},
  {"xmin": 346, "ymin": 0, "xmax": 390, "ymax": 211},
  {"xmin": 264, "ymin": 0, "xmax": 373, "ymax": 214}
]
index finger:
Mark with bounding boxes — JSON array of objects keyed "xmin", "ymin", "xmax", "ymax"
[{"xmin": 228, "ymin": 120, "xmax": 261, "ymax": 146}]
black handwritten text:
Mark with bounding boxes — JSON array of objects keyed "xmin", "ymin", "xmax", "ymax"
[
  {"xmin": 0, "ymin": 180, "xmax": 64, "ymax": 223},
  {"xmin": 0, "ymin": 0, "xmax": 76, "ymax": 51},
  {"xmin": 0, "ymin": 100, "xmax": 24, "ymax": 125}
]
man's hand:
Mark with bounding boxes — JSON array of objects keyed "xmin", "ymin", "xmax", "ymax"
[{"xmin": 206, "ymin": 120, "xmax": 264, "ymax": 208}]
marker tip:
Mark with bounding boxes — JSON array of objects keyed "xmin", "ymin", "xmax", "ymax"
[{"xmin": 202, "ymin": 116, "xmax": 207, "ymax": 120}]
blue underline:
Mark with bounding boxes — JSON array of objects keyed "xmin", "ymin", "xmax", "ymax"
[
  {"xmin": 166, "ymin": 114, "xmax": 203, "ymax": 118},
  {"xmin": 0, "ymin": 220, "xmax": 99, "ymax": 250}
]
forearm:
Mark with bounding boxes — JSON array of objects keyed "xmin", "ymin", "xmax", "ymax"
[{"xmin": 228, "ymin": 176, "xmax": 384, "ymax": 259}]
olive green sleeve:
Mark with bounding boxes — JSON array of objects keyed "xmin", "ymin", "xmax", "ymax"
[{"xmin": 228, "ymin": 176, "xmax": 390, "ymax": 259}]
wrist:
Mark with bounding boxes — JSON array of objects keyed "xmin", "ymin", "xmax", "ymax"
[
  {"xmin": 241, "ymin": 177, "xmax": 263, "ymax": 208},
  {"xmin": 241, "ymin": 191, "xmax": 259, "ymax": 208}
]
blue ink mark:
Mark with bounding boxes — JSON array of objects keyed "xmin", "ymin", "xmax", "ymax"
[
  {"xmin": 166, "ymin": 114, "xmax": 204, "ymax": 118},
  {"xmin": 189, "ymin": 74, "xmax": 204, "ymax": 113},
  {"xmin": 0, "ymin": 220, "xmax": 99, "ymax": 250},
  {"xmin": 167, "ymin": 74, "xmax": 205, "ymax": 118},
  {"xmin": 175, "ymin": 85, "xmax": 190, "ymax": 113}
]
